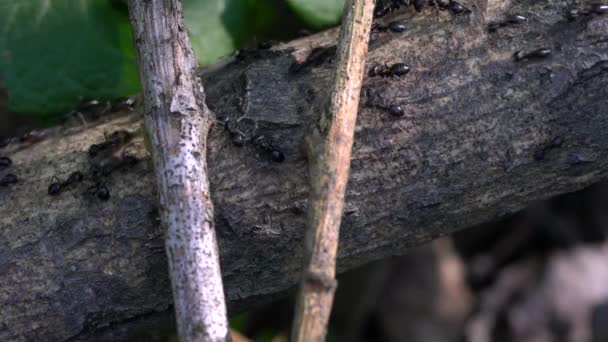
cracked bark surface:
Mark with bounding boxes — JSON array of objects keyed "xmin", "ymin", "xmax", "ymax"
[{"xmin": 1, "ymin": 0, "xmax": 608, "ymax": 340}]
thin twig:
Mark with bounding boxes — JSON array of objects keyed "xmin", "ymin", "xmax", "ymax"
[
  {"xmin": 127, "ymin": 1, "xmax": 229, "ymax": 341},
  {"xmin": 291, "ymin": 0, "xmax": 375, "ymax": 341}
]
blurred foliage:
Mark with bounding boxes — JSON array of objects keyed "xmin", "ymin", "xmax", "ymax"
[
  {"xmin": 228, "ymin": 311, "xmax": 337, "ymax": 342},
  {"xmin": 0, "ymin": 0, "xmax": 344, "ymax": 121},
  {"xmin": 286, "ymin": 0, "xmax": 344, "ymax": 28},
  {"xmin": 0, "ymin": 0, "xmax": 139, "ymax": 115},
  {"xmin": 185, "ymin": 0, "xmax": 269, "ymax": 66},
  {"xmin": 229, "ymin": 313, "xmax": 277, "ymax": 342},
  {"xmin": 230, "ymin": 312, "xmax": 250, "ymax": 333}
]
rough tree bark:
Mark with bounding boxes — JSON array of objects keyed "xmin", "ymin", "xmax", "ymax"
[
  {"xmin": 127, "ymin": 1, "xmax": 229, "ymax": 341},
  {"xmin": 0, "ymin": 0, "xmax": 607, "ymax": 340}
]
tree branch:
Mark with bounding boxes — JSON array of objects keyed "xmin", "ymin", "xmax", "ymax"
[
  {"xmin": 292, "ymin": 0, "xmax": 375, "ymax": 340},
  {"xmin": 1, "ymin": 0, "xmax": 607, "ymax": 340},
  {"xmin": 127, "ymin": 1, "xmax": 228, "ymax": 341}
]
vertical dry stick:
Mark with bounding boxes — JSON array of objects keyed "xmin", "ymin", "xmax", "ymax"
[
  {"xmin": 127, "ymin": 1, "xmax": 229, "ymax": 341},
  {"xmin": 292, "ymin": 0, "xmax": 375, "ymax": 341}
]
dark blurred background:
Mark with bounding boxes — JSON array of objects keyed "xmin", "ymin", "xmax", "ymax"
[{"xmin": 231, "ymin": 183, "xmax": 608, "ymax": 342}]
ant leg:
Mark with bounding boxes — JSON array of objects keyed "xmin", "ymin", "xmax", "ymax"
[
  {"xmin": 76, "ymin": 111, "xmax": 89, "ymax": 130},
  {"xmin": 48, "ymin": 176, "xmax": 65, "ymax": 196}
]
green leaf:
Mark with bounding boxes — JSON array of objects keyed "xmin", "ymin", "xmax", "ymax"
[
  {"xmin": 286, "ymin": 0, "xmax": 344, "ymax": 28},
  {"xmin": 229, "ymin": 312, "xmax": 250, "ymax": 332},
  {"xmin": 0, "ymin": 0, "xmax": 139, "ymax": 115},
  {"xmin": 0, "ymin": 0, "xmax": 274, "ymax": 116},
  {"xmin": 184, "ymin": 0, "xmax": 256, "ymax": 66}
]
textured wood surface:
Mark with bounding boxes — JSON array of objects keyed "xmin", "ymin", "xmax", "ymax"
[
  {"xmin": 127, "ymin": 0, "xmax": 229, "ymax": 341},
  {"xmin": 292, "ymin": 0, "xmax": 375, "ymax": 340},
  {"xmin": 1, "ymin": 0, "xmax": 607, "ymax": 340}
]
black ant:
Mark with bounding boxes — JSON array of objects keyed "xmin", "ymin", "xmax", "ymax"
[
  {"xmin": 120, "ymin": 153, "xmax": 139, "ymax": 169},
  {"xmin": 47, "ymin": 171, "xmax": 85, "ymax": 196},
  {"xmin": 252, "ymin": 135, "xmax": 285, "ymax": 163},
  {"xmin": 534, "ymin": 136, "xmax": 564, "ymax": 161},
  {"xmin": 592, "ymin": 4, "xmax": 608, "ymax": 14},
  {"xmin": 374, "ymin": 1, "xmax": 401, "ymax": 18},
  {"xmin": 424, "ymin": 0, "xmax": 472, "ymax": 14},
  {"xmin": 231, "ymin": 134, "xmax": 245, "ymax": 147},
  {"xmin": 374, "ymin": 0, "xmax": 471, "ymax": 14},
  {"xmin": 514, "ymin": 48, "xmax": 551, "ymax": 62},
  {"xmin": 289, "ymin": 46, "xmax": 336, "ymax": 74},
  {"xmin": 364, "ymin": 88, "xmax": 406, "ymax": 118},
  {"xmin": 376, "ymin": 104, "xmax": 406, "ymax": 117},
  {"xmin": 488, "ymin": 14, "xmax": 526, "ymax": 32},
  {"xmin": 217, "ymin": 117, "xmax": 248, "ymax": 147},
  {"xmin": 88, "ymin": 130, "xmax": 133, "ymax": 158},
  {"xmin": 270, "ymin": 150, "xmax": 285, "ymax": 162},
  {"xmin": 217, "ymin": 117, "xmax": 284, "ymax": 162},
  {"xmin": 47, "ymin": 176, "xmax": 63, "ymax": 196},
  {"xmin": 433, "ymin": 0, "xmax": 449, "ymax": 8},
  {"xmin": 90, "ymin": 149, "xmax": 139, "ymax": 178},
  {"xmin": 388, "ymin": 22, "xmax": 407, "ymax": 32},
  {"xmin": 17, "ymin": 131, "xmax": 46, "ymax": 146},
  {"xmin": 566, "ymin": 4, "xmax": 608, "ymax": 20},
  {"xmin": 412, "ymin": 0, "xmax": 426, "ymax": 12},
  {"xmin": 116, "ymin": 145, "xmax": 140, "ymax": 170},
  {"xmin": 0, "ymin": 157, "xmax": 11, "ymax": 170},
  {"xmin": 88, "ymin": 142, "xmax": 109, "ymax": 158},
  {"xmin": 446, "ymin": 1, "xmax": 471, "ymax": 15},
  {"xmin": 0, "ymin": 132, "xmax": 43, "ymax": 149},
  {"xmin": 372, "ymin": 21, "xmax": 407, "ymax": 33},
  {"xmin": 0, "ymin": 174, "xmax": 17, "ymax": 187},
  {"xmin": 387, "ymin": 104, "xmax": 405, "ymax": 117},
  {"xmin": 252, "ymin": 135, "xmax": 273, "ymax": 151},
  {"xmin": 369, "ymin": 62, "xmax": 411, "ymax": 77},
  {"xmin": 374, "ymin": 0, "xmax": 438, "ymax": 17},
  {"xmin": 88, "ymin": 131, "xmax": 139, "ymax": 180},
  {"xmin": 0, "ymin": 137, "xmax": 10, "ymax": 149},
  {"xmin": 86, "ymin": 182, "xmax": 110, "ymax": 201},
  {"xmin": 390, "ymin": 63, "xmax": 411, "ymax": 76},
  {"xmin": 96, "ymin": 184, "xmax": 110, "ymax": 201},
  {"xmin": 48, "ymin": 176, "xmax": 63, "ymax": 196}
]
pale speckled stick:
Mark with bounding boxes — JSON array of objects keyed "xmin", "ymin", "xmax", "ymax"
[{"xmin": 127, "ymin": 1, "xmax": 229, "ymax": 341}]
